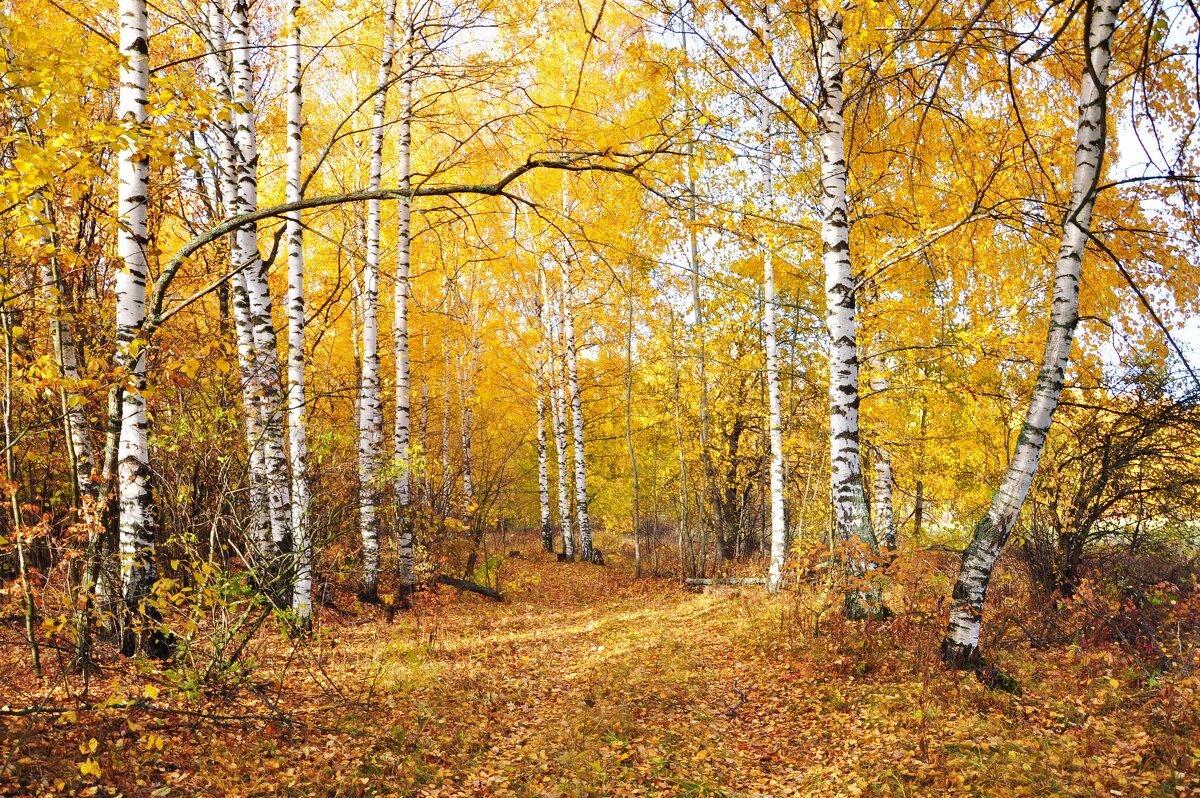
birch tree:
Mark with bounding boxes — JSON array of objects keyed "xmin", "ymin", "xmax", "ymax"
[
  {"xmin": 358, "ymin": 0, "xmax": 398, "ymax": 603},
  {"xmin": 758, "ymin": 10, "xmax": 786, "ymax": 593},
  {"xmin": 869, "ymin": 375, "xmax": 896, "ymax": 552},
  {"xmin": 203, "ymin": 0, "xmax": 274, "ymax": 565},
  {"xmin": 815, "ymin": 5, "xmax": 881, "ymax": 617},
  {"xmin": 114, "ymin": 0, "xmax": 157, "ymax": 654},
  {"xmin": 941, "ymin": 0, "xmax": 1125, "ymax": 669},
  {"xmin": 228, "ymin": 0, "xmax": 293, "ymax": 564},
  {"xmin": 542, "ymin": 265, "xmax": 574, "ymax": 559},
  {"xmin": 536, "ymin": 294, "xmax": 554, "ymax": 553},
  {"xmin": 393, "ymin": 0, "xmax": 416, "ymax": 593},
  {"xmin": 559, "ymin": 255, "xmax": 593, "ymax": 561},
  {"xmin": 284, "ymin": 0, "xmax": 312, "ymax": 625}
]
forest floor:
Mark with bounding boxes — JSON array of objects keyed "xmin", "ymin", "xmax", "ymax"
[{"xmin": 2, "ymin": 542, "xmax": 1199, "ymax": 797}]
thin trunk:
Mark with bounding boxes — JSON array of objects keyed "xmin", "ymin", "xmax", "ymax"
[
  {"xmin": 543, "ymin": 267, "xmax": 573, "ymax": 560},
  {"xmin": 440, "ymin": 342, "xmax": 451, "ymax": 518},
  {"xmin": 559, "ymin": 258, "xmax": 592, "ymax": 561},
  {"xmin": 759, "ymin": 20, "xmax": 787, "ymax": 592},
  {"xmin": 420, "ymin": 374, "xmax": 430, "ymax": 505},
  {"xmin": 3, "ymin": 290, "xmax": 40, "ymax": 675},
  {"xmin": 357, "ymin": 0, "xmax": 398, "ymax": 603},
  {"xmin": 115, "ymin": 0, "xmax": 158, "ymax": 654},
  {"xmin": 284, "ymin": 0, "xmax": 312, "ymax": 627},
  {"xmin": 393, "ymin": 0, "xmax": 416, "ymax": 590},
  {"xmin": 869, "ymin": 375, "xmax": 896, "ymax": 552},
  {"xmin": 913, "ymin": 402, "xmax": 927, "ymax": 540},
  {"xmin": 536, "ymin": 297, "xmax": 554, "ymax": 553},
  {"xmin": 229, "ymin": 0, "xmax": 292, "ymax": 562},
  {"xmin": 625, "ymin": 259, "xmax": 641, "ymax": 578},
  {"xmin": 683, "ymin": 23, "xmax": 715, "ymax": 573},
  {"xmin": 816, "ymin": 7, "xmax": 880, "ymax": 618},
  {"xmin": 669, "ymin": 313, "xmax": 689, "ymax": 578},
  {"xmin": 204, "ymin": 2, "xmax": 271, "ymax": 561},
  {"xmin": 941, "ymin": 0, "xmax": 1123, "ymax": 668},
  {"xmin": 458, "ymin": 330, "xmax": 479, "ymax": 517}
]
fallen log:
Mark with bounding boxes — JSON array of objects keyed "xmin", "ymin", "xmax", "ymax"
[
  {"xmin": 435, "ymin": 575, "xmax": 504, "ymax": 602},
  {"xmin": 685, "ymin": 578, "xmax": 768, "ymax": 586}
]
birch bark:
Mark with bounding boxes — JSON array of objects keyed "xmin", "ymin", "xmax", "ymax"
[
  {"xmin": 536, "ymin": 296, "xmax": 554, "ymax": 553},
  {"xmin": 625, "ymin": 259, "xmax": 641, "ymax": 578},
  {"xmin": 284, "ymin": 0, "xmax": 312, "ymax": 625},
  {"xmin": 869, "ymin": 375, "xmax": 896, "ymax": 552},
  {"xmin": 816, "ymin": 6, "xmax": 881, "ymax": 617},
  {"xmin": 115, "ymin": 0, "xmax": 157, "ymax": 652},
  {"xmin": 559, "ymin": 257, "xmax": 593, "ymax": 561},
  {"xmin": 542, "ymin": 266, "xmax": 573, "ymax": 560},
  {"xmin": 941, "ymin": 0, "xmax": 1123, "ymax": 668},
  {"xmin": 357, "ymin": 0, "xmax": 398, "ymax": 602},
  {"xmin": 393, "ymin": 0, "xmax": 416, "ymax": 591},
  {"xmin": 205, "ymin": 0, "xmax": 272, "ymax": 562},
  {"xmin": 758, "ymin": 17, "xmax": 787, "ymax": 592},
  {"xmin": 228, "ymin": 0, "xmax": 293, "ymax": 560}
]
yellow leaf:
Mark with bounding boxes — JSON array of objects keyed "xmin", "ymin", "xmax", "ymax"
[
  {"xmin": 144, "ymin": 684, "xmax": 160, "ymax": 700},
  {"xmin": 79, "ymin": 758, "xmax": 101, "ymax": 777}
]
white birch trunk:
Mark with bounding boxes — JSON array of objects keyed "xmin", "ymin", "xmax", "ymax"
[
  {"xmin": 115, "ymin": 0, "xmax": 157, "ymax": 649},
  {"xmin": 393, "ymin": 0, "xmax": 415, "ymax": 591},
  {"xmin": 458, "ymin": 333, "xmax": 479, "ymax": 512},
  {"xmin": 941, "ymin": 0, "xmax": 1123, "ymax": 667},
  {"xmin": 542, "ymin": 267, "xmax": 573, "ymax": 559},
  {"xmin": 440, "ymin": 342, "xmax": 451, "ymax": 517},
  {"xmin": 758, "ymin": 20, "xmax": 787, "ymax": 592},
  {"xmin": 357, "ymin": 0, "xmax": 398, "ymax": 602},
  {"xmin": 32, "ymin": 209, "xmax": 97, "ymax": 506},
  {"xmin": 205, "ymin": 0, "xmax": 272, "ymax": 561},
  {"xmin": 535, "ymin": 298, "xmax": 553, "ymax": 553},
  {"xmin": 559, "ymin": 258, "xmax": 592, "ymax": 561},
  {"xmin": 817, "ymin": 7, "xmax": 880, "ymax": 617},
  {"xmin": 420, "ymin": 373, "xmax": 430, "ymax": 505},
  {"xmin": 284, "ymin": 0, "xmax": 312, "ymax": 625},
  {"xmin": 625, "ymin": 258, "xmax": 641, "ymax": 578},
  {"xmin": 228, "ymin": 0, "xmax": 293, "ymax": 561},
  {"xmin": 868, "ymin": 375, "xmax": 896, "ymax": 552}
]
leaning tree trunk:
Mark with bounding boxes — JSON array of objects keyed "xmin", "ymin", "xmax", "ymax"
[
  {"xmin": 941, "ymin": 0, "xmax": 1123, "ymax": 669},
  {"xmin": 115, "ymin": 0, "xmax": 158, "ymax": 655},
  {"xmin": 542, "ymin": 266, "xmax": 574, "ymax": 560},
  {"xmin": 228, "ymin": 0, "xmax": 293, "ymax": 563},
  {"xmin": 283, "ymin": 0, "xmax": 312, "ymax": 627},
  {"xmin": 816, "ymin": 7, "xmax": 881, "ymax": 618},
  {"xmin": 758, "ymin": 17, "xmax": 787, "ymax": 593},
  {"xmin": 357, "ymin": 0, "xmax": 398, "ymax": 603},
  {"xmin": 393, "ymin": 0, "xmax": 416, "ymax": 593},
  {"xmin": 559, "ymin": 257, "xmax": 593, "ymax": 561}
]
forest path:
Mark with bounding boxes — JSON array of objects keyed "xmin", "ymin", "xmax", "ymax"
[
  {"xmin": 8, "ymin": 544, "xmax": 1187, "ymax": 796},
  {"xmin": 328, "ymin": 550, "xmax": 928, "ymax": 797}
]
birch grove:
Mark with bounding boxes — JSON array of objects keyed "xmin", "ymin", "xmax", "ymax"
[{"xmin": 4, "ymin": 0, "xmax": 1198, "ymax": 729}]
